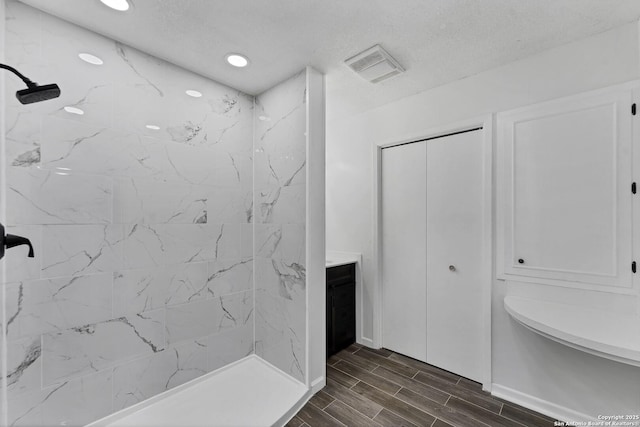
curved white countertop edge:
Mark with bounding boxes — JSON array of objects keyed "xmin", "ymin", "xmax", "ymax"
[{"xmin": 504, "ymin": 296, "xmax": 640, "ymax": 368}]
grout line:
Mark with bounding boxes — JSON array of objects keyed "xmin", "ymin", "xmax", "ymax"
[
  {"xmin": 447, "ymin": 391, "xmax": 505, "ymax": 415},
  {"xmin": 379, "ymin": 362, "xmax": 502, "ymax": 416},
  {"xmin": 329, "ymin": 395, "xmax": 382, "ymax": 424},
  {"xmin": 336, "ymin": 362, "xmax": 491, "ymax": 427},
  {"xmin": 372, "ymin": 406, "xmax": 384, "ymax": 420},
  {"xmin": 328, "ymin": 352, "xmax": 547, "ymax": 426},
  {"xmin": 448, "ymin": 396, "xmax": 529, "ymax": 427},
  {"xmin": 308, "ymin": 401, "xmax": 347, "ymax": 427},
  {"xmin": 498, "ymin": 407, "xmax": 538, "ymax": 427},
  {"xmin": 361, "ymin": 382, "xmax": 444, "ymax": 422},
  {"xmin": 333, "ymin": 363, "xmax": 402, "ymax": 395}
]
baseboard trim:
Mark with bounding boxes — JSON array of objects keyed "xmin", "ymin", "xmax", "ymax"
[
  {"xmin": 358, "ymin": 337, "xmax": 374, "ymax": 348},
  {"xmin": 491, "ymin": 383, "xmax": 595, "ymax": 423},
  {"xmin": 310, "ymin": 376, "xmax": 326, "ymax": 393}
]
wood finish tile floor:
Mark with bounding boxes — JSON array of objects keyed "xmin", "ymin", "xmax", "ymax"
[{"xmin": 287, "ymin": 343, "xmax": 558, "ymax": 427}]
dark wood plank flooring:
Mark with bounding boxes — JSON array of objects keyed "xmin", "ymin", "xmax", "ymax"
[{"xmin": 287, "ymin": 343, "xmax": 558, "ymax": 427}]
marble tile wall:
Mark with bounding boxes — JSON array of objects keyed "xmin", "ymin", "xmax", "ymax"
[
  {"xmin": 254, "ymin": 71, "xmax": 307, "ymax": 383},
  {"xmin": 1, "ymin": 1, "xmax": 255, "ymax": 425}
]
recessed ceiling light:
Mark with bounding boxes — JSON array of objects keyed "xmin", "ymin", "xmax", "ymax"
[
  {"xmin": 64, "ymin": 106, "xmax": 84, "ymax": 115},
  {"xmin": 145, "ymin": 124, "xmax": 160, "ymax": 130},
  {"xmin": 226, "ymin": 54, "xmax": 249, "ymax": 68},
  {"xmin": 78, "ymin": 53, "xmax": 104, "ymax": 65},
  {"xmin": 185, "ymin": 90, "xmax": 202, "ymax": 98},
  {"xmin": 100, "ymin": 0, "xmax": 129, "ymax": 11}
]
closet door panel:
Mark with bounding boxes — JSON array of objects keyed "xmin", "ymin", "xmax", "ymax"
[
  {"xmin": 426, "ymin": 130, "xmax": 484, "ymax": 382},
  {"xmin": 381, "ymin": 141, "xmax": 427, "ymax": 362}
]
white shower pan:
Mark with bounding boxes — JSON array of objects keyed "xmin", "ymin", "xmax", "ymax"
[{"xmin": 87, "ymin": 355, "xmax": 309, "ymax": 427}]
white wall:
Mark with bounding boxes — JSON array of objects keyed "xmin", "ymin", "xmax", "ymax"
[{"xmin": 326, "ymin": 21, "xmax": 640, "ymax": 419}]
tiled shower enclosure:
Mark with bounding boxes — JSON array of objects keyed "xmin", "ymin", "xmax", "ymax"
[{"xmin": 0, "ymin": 1, "xmax": 321, "ymax": 425}]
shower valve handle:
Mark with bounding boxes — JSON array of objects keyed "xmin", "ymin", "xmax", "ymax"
[{"xmin": 0, "ymin": 222, "xmax": 35, "ymax": 260}]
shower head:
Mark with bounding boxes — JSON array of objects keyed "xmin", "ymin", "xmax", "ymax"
[
  {"xmin": 16, "ymin": 83, "xmax": 61, "ymax": 104},
  {"xmin": 0, "ymin": 62, "xmax": 61, "ymax": 104}
]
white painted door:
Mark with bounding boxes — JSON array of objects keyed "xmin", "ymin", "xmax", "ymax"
[
  {"xmin": 497, "ymin": 90, "xmax": 632, "ymax": 289},
  {"xmin": 425, "ymin": 130, "xmax": 484, "ymax": 382},
  {"xmin": 381, "ymin": 140, "xmax": 427, "ymax": 362}
]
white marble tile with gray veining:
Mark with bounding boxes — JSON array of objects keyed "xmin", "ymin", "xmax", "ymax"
[
  {"xmin": 41, "ymin": 224, "xmax": 124, "ymax": 278},
  {"xmin": 255, "ymin": 258, "xmax": 306, "ymax": 301},
  {"xmin": 7, "ymin": 167, "xmax": 113, "ymax": 225},
  {"xmin": 165, "ymin": 290, "xmax": 251, "ymax": 346},
  {"xmin": 113, "ymin": 177, "xmax": 208, "ymax": 224},
  {"xmin": 40, "ymin": 117, "xmax": 166, "ymax": 179},
  {"xmin": 123, "ymin": 223, "xmax": 218, "ymax": 269},
  {"xmin": 113, "ymin": 339, "xmax": 207, "ymax": 411},
  {"xmin": 255, "ymin": 184, "xmax": 305, "ymax": 224},
  {"xmin": 5, "ymin": 0, "xmax": 43, "ymax": 67},
  {"xmin": 113, "ymin": 262, "xmax": 208, "ymax": 316},
  {"xmin": 254, "ymin": 70, "xmax": 306, "ymax": 153},
  {"xmin": 165, "ymin": 299, "xmax": 219, "ymax": 346},
  {"xmin": 6, "ymin": 335, "xmax": 42, "ymax": 396},
  {"xmin": 253, "ymin": 149, "xmax": 306, "ymax": 190},
  {"xmin": 42, "ymin": 309, "xmax": 164, "ymax": 386},
  {"xmin": 122, "ymin": 223, "xmax": 240, "ymax": 269},
  {"xmin": 157, "ymin": 138, "xmax": 220, "ymax": 186},
  {"xmin": 164, "ymin": 223, "xmax": 241, "ymax": 264},
  {"xmin": 121, "ymin": 224, "xmax": 166, "ymax": 269},
  {"xmin": 49, "ymin": 82, "xmax": 115, "ymax": 128},
  {"xmin": 215, "ymin": 290, "xmax": 253, "ymax": 333},
  {"xmin": 255, "ymin": 290, "xmax": 305, "ymax": 382},
  {"xmin": 41, "ymin": 368, "xmax": 113, "ymax": 427},
  {"xmin": 254, "ymin": 223, "xmax": 305, "ymax": 262},
  {"xmin": 207, "ymin": 320, "xmax": 253, "ymax": 372},
  {"xmin": 112, "ymin": 46, "xmax": 253, "ymax": 150},
  {"xmin": 207, "ymin": 258, "xmax": 253, "ymax": 298},
  {"xmin": 207, "ymin": 188, "xmax": 253, "ymax": 224},
  {"xmin": 5, "ymin": 273, "xmax": 112, "ymax": 340},
  {"xmin": 210, "ymin": 149, "xmax": 251, "ymax": 189},
  {"xmin": 113, "ymin": 268, "xmax": 165, "ymax": 316},
  {"xmin": 241, "ymin": 224, "xmax": 254, "ymax": 259},
  {"xmin": 7, "ymin": 368, "xmax": 113, "ymax": 427},
  {"xmin": 5, "ymin": 108, "xmax": 41, "ymax": 168}
]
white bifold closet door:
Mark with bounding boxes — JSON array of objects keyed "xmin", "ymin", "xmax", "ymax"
[
  {"xmin": 381, "ymin": 129, "xmax": 484, "ymax": 382},
  {"xmin": 381, "ymin": 140, "xmax": 428, "ymax": 362}
]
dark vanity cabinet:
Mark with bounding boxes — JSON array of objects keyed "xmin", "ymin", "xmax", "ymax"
[{"xmin": 326, "ymin": 263, "xmax": 356, "ymax": 357}]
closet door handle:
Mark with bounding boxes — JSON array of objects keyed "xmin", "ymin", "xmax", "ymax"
[{"xmin": 449, "ymin": 265, "xmax": 456, "ymax": 272}]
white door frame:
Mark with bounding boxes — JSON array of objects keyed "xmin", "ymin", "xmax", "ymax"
[{"xmin": 372, "ymin": 114, "xmax": 494, "ymax": 390}]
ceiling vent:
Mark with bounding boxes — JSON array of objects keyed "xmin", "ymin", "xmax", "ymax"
[{"xmin": 345, "ymin": 44, "xmax": 405, "ymax": 83}]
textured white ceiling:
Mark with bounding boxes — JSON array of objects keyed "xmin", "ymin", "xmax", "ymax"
[{"xmin": 18, "ymin": 0, "xmax": 640, "ymax": 120}]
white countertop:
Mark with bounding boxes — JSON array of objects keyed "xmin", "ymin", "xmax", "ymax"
[
  {"xmin": 326, "ymin": 251, "xmax": 361, "ymax": 268},
  {"xmin": 504, "ymin": 296, "xmax": 640, "ymax": 367}
]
